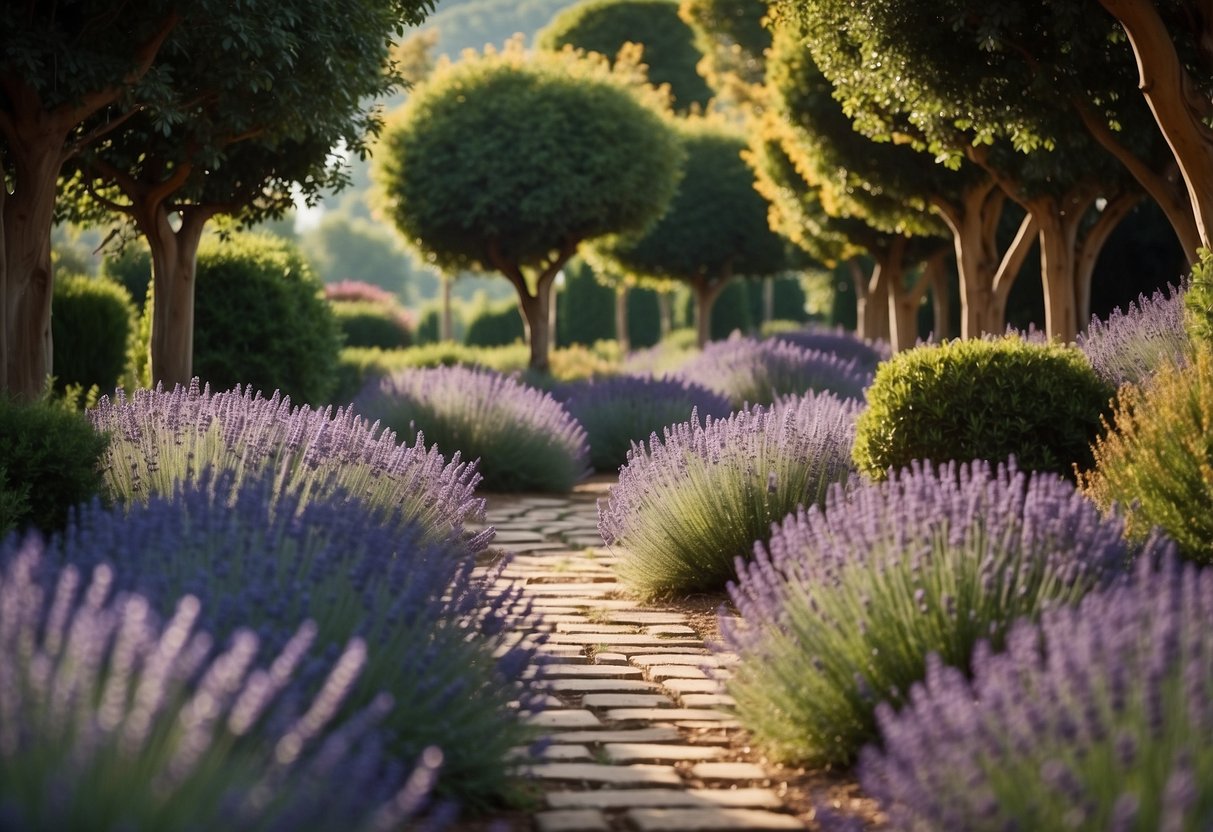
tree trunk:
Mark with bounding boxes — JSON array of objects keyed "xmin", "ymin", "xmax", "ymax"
[
  {"xmin": 880, "ymin": 237, "xmax": 919, "ymax": 352},
  {"xmin": 762, "ymin": 275, "xmax": 775, "ymax": 325},
  {"xmin": 657, "ymin": 291, "xmax": 673, "ymax": 339},
  {"xmin": 933, "ymin": 183, "xmax": 1004, "ymax": 339},
  {"xmin": 1031, "ymin": 199, "xmax": 1084, "ymax": 343},
  {"xmin": 517, "ymin": 289, "xmax": 552, "ymax": 374},
  {"xmin": 440, "ymin": 276, "xmax": 453, "ymax": 342},
  {"xmin": 1100, "ymin": 0, "xmax": 1213, "ymax": 250},
  {"xmin": 924, "ymin": 253, "xmax": 952, "ymax": 341},
  {"xmin": 146, "ymin": 209, "xmax": 210, "ymax": 389},
  {"xmin": 988, "ymin": 211, "xmax": 1039, "ymax": 335},
  {"xmin": 693, "ymin": 279, "xmax": 729, "ymax": 348},
  {"xmin": 1, "ymin": 141, "xmax": 61, "ymax": 399},
  {"xmin": 614, "ymin": 287, "xmax": 630, "ymax": 353},
  {"xmin": 848, "ymin": 257, "xmax": 891, "ymax": 341}
]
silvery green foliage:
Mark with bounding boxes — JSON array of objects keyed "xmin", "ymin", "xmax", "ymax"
[
  {"xmin": 767, "ymin": 323, "xmax": 891, "ymax": 372},
  {"xmin": 1076, "ymin": 283, "xmax": 1189, "ymax": 388},
  {"xmin": 554, "ymin": 374, "xmax": 734, "ymax": 472},
  {"xmin": 88, "ymin": 379, "xmax": 488, "ymax": 552},
  {"xmin": 723, "ymin": 459, "xmax": 1157, "ymax": 767},
  {"xmin": 0, "ymin": 541, "xmax": 445, "ymax": 831},
  {"xmin": 599, "ymin": 392, "xmax": 858, "ymax": 597},
  {"xmin": 853, "ymin": 552, "xmax": 1207, "ymax": 832},
  {"xmin": 355, "ymin": 365, "xmax": 591, "ymax": 492},
  {"xmin": 675, "ymin": 334, "xmax": 872, "ymax": 408},
  {"xmin": 45, "ymin": 468, "xmax": 537, "ymax": 810}
]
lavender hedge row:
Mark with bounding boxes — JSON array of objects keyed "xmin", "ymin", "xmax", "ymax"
[
  {"xmin": 355, "ymin": 366, "xmax": 590, "ymax": 493},
  {"xmin": 854, "ymin": 553, "xmax": 1208, "ymax": 832},
  {"xmin": 1076, "ymin": 282, "xmax": 1189, "ymax": 389},
  {"xmin": 42, "ymin": 468, "xmax": 537, "ymax": 810},
  {"xmin": 554, "ymin": 375, "xmax": 734, "ymax": 472},
  {"xmin": 721, "ymin": 459, "xmax": 1158, "ymax": 768},
  {"xmin": 599, "ymin": 392, "xmax": 858, "ymax": 598},
  {"xmin": 767, "ymin": 323, "xmax": 892, "ymax": 372},
  {"xmin": 0, "ymin": 543, "xmax": 448, "ymax": 831}
]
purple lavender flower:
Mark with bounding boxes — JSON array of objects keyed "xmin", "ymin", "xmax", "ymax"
[
  {"xmin": 675, "ymin": 334, "xmax": 872, "ymax": 408},
  {"xmin": 599, "ymin": 391, "xmax": 858, "ymax": 598},
  {"xmin": 768, "ymin": 323, "xmax": 892, "ymax": 371},
  {"xmin": 857, "ymin": 551, "xmax": 1210, "ymax": 831},
  {"xmin": 1077, "ymin": 283, "xmax": 1189, "ymax": 388},
  {"xmin": 41, "ymin": 466, "xmax": 538, "ymax": 810},
  {"xmin": 89, "ymin": 379, "xmax": 487, "ymax": 551},
  {"xmin": 554, "ymin": 374, "xmax": 734, "ymax": 472},
  {"xmin": 354, "ymin": 365, "xmax": 591, "ymax": 492},
  {"xmin": 0, "ymin": 540, "xmax": 448, "ymax": 831},
  {"xmin": 721, "ymin": 459, "xmax": 1162, "ymax": 767}
]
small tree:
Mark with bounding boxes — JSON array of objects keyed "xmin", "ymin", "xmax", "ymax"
[
  {"xmin": 375, "ymin": 41, "xmax": 684, "ymax": 372},
  {"xmin": 587, "ymin": 117, "xmax": 792, "ymax": 347}
]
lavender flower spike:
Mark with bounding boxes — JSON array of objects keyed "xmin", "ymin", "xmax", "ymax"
[{"xmin": 1076, "ymin": 282, "xmax": 1189, "ymax": 388}]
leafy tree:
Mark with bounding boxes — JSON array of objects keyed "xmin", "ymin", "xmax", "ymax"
[
  {"xmin": 375, "ymin": 41, "xmax": 684, "ymax": 372},
  {"xmin": 678, "ymin": 0, "xmax": 770, "ymax": 110},
  {"xmin": 587, "ymin": 117, "xmax": 792, "ymax": 347},
  {"xmin": 57, "ymin": 0, "xmax": 434, "ymax": 389},
  {"xmin": 536, "ymin": 0, "xmax": 713, "ymax": 111}
]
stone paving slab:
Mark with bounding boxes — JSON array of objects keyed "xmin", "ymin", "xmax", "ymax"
[
  {"xmin": 547, "ymin": 789, "xmax": 783, "ymax": 811},
  {"xmin": 689, "ymin": 762, "xmax": 769, "ymax": 781},
  {"xmin": 526, "ymin": 710, "xmax": 604, "ymax": 729},
  {"xmin": 543, "ymin": 678, "xmax": 659, "ymax": 693},
  {"xmin": 626, "ymin": 808, "xmax": 805, "ymax": 831},
  {"xmin": 661, "ymin": 679, "xmax": 725, "ymax": 695},
  {"xmin": 603, "ymin": 743, "xmax": 726, "ymax": 762},
  {"xmin": 633, "ymin": 654, "xmax": 724, "ymax": 667},
  {"xmin": 538, "ymin": 664, "xmax": 645, "ymax": 679},
  {"xmin": 526, "ymin": 763, "xmax": 683, "ymax": 786},
  {"xmin": 537, "ymin": 809, "xmax": 611, "ymax": 832},
  {"xmin": 605, "ymin": 708, "xmax": 734, "ymax": 722},
  {"xmin": 546, "ymin": 726, "xmax": 684, "ymax": 744},
  {"xmin": 582, "ymin": 693, "xmax": 674, "ymax": 709},
  {"xmin": 646, "ymin": 666, "xmax": 711, "ymax": 681}
]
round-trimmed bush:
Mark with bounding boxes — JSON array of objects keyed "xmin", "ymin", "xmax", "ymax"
[
  {"xmin": 51, "ymin": 274, "xmax": 137, "ymax": 394},
  {"xmin": 554, "ymin": 374, "xmax": 734, "ymax": 471},
  {"xmin": 722, "ymin": 459, "xmax": 1155, "ymax": 768},
  {"xmin": 464, "ymin": 300, "xmax": 525, "ymax": 348},
  {"xmin": 354, "ymin": 366, "xmax": 591, "ymax": 493},
  {"xmin": 190, "ymin": 232, "xmax": 342, "ymax": 405},
  {"xmin": 332, "ymin": 300, "xmax": 414, "ymax": 349},
  {"xmin": 1081, "ymin": 348, "xmax": 1213, "ymax": 562},
  {"xmin": 676, "ymin": 334, "xmax": 872, "ymax": 408},
  {"xmin": 1077, "ymin": 282, "xmax": 1189, "ymax": 389},
  {"xmin": 0, "ymin": 395, "xmax": 108, "ymax": 537},
  {"xmin": 853, "ymin": 335, "xmax": 1116, "ymax": 481},
  {"xmin": 598, "ymin": 391, "xmax": 858, "ymax": 598},
  {"xmin": 853, "ymin": 552, "xmax": 1212, "ymax": 832}
]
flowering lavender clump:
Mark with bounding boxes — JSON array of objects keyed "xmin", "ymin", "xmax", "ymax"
[
  {"xmin": 355, "ymin": 365, "xmax": 591, "ymax": 492},
  {"xmin": 675, "ymin": 334, "xmax": 871, "ymax": 408},
  {"xmin": 1077, "ymin": 282, "xmax": 1189, "ymax": 388},
  {"xmin": 852, "ymin": 551, "xmax": 1213, "ymax": 832},
  {"xmin": 599, "ymin": 392, "xmax": 858, "ymax": 598},
  {"xmin": 768, "ymin": 323, "xmax": 892, "ymax": 372},
  {"xmin": 0, "ymin": 541, "xmax": 449, "ymax": 831},
  {"xmin": 89, "ymin": 379, "xmax": 487, "ymax": 551},
  {"xmin": 48, "ymin": 467, "xmax": 538, "ymax": 810},
  {"xmin": 722, "ymin": 459, "xmax": 1156, "ymax": 767},
  {"xmin": 553, "ymin": 375, "xmax": 734, "ymax": 472}
]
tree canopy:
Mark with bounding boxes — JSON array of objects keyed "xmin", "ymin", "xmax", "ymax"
[{"xmin": 375, "ymin": 41, "xmax": 684, "ymax": 371}]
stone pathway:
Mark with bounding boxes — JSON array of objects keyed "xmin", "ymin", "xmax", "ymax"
[{"xmin": 471, "ymin": 480, "xmax": 809, "ymax": 832}]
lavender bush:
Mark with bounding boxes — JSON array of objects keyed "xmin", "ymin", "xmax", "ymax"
[
  {"xmin": 723, "ymin": 460, "xmax": 1154, "ymax": 767},
  {"xmin": 48, "ymin": 468, "xmax": 537, "ymax": 809},
  {"xmin": 0, "ymin": 541, "xmax": 447, "ymax": 831},
  {"xmin": 852, "ymin": 551, "xmax": 1213, "ymax": 832},
  {"xmin": 355, "ymin": 366, "xmax": 590, "ymax": 492},
  {"xmin": 599, "ymin": 392, "xmax": 858, "ymax": 598},
  {"xmin": 89, "ymin": 379, "xmax": 486, "ymax": 550},
  {"xmin": 1077, "ymin": 282, "xmax": 1189, "ymax": 388},
  {"xmin": 554, "ymin": 375, "xmax": 734, "ymax": 472},
  {"xmin": 675, "ymin": 334, "xmax": 871, "ymax": 408},
  {"xmin": 767, "ymin": 323, "xmax": 892, "ymax": 372}
]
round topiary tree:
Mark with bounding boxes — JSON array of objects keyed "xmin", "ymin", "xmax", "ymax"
[
  {"xmin": 375, "ymin": 41, "xmax": 684, "ymax": 374},
  {"xmin": 51, "ymin": 274, "xmax": 137, "ymax": 394}
]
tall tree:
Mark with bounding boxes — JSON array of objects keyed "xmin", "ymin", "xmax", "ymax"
[
  {"xmin": 375, "ymin": 41, "xmax": 684, "ymax": 372},
  {"xmin": 587, "ymin": 117, "xmax": 794, "ymax": 347}
]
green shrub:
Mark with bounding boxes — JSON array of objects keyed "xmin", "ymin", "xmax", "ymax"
[
  {"xmin": 1185, "ymin": 248, "xmax": 1213, "ymax": 347},
  {"xmin": 853, "ymin": 335, "xmax": 1116, "ymax": 481},
  {"xmin": 628, "ymin": 286, "xmax": 663, "ymax": 348},
  {"xmin": 190, "ymin": 232, "xmax": 342, "ymax": 404},
  {"xmin": 331, "ymin": 300, "xmax": 413, "ymax": 349},
  {"xmin": 99, "ymin": 243, "xmax": 152, "ymax": 305},
  {"xmin": 52, "ymin": 274, "xmax": 137, "ymax": 394},
  {"xmin": 1081, "ymin": 348, "xmax": 1213, "ymax": 562},
  {"xmin": 0, "ymin": 395, "xmax": 108, "ymax": 536},
  {"xmin": 464, "ymin": 299, "xmax": 525, "ymax": 347},
  {"xmin": 558, "ymin": 257, "xmax": 616, "ymax": 347}
]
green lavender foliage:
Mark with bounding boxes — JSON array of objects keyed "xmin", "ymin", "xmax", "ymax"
[{"xmin": 853, "ymin": 335, "xmax": 1115, "ymax": 481}]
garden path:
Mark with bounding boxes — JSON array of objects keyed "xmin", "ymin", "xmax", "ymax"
[{"xmin": 471, "ymin": 477, "xmax": 849, "ymax": 832}]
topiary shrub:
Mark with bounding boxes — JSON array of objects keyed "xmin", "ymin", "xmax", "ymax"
[
  {"xmin": 190, "ymin": 232, "xmax": 342, "ymax": 406},
  {"xmin": 598, "ymin": 392, "xmax": 858, "ymax": 598},
  {"xmin": 0, "ymin": 540, "xmax": 447, "ymax": 831},
  {"xmin": 852, "ymin": 551, "xmax": 1213, "ymax": 832},
  {"xmin": 1080, "ymin": 349, "xmax": 1213, "ymax": 563},
  {"xmin": 464, "ymin": 299, "xmax": 525, "ymax": 347},
  {"xmin": 722, "ymin": 459, "xmax": 1154, "ymax": 768},
  {"xmin": 554, "ymin": 375, "xmax": 733, "ymax": 471},
  {"xmin": 50, "ymin": 467, "xmax": 535, "ymax": 810},
  {"xmin": 0, "ymin": 395, "xmax": 108, "ymax": 537},
  {"xmin": 853, "ymin": 335, "xmax": 1116, "ymax": 482},
  {"xmin": 51, "ymin": 274, "xmax": 138, "ymax": 395},
  {"xmin": 354, "ymin": 366, "xmax": 590, "ymax": 493},
  {"xmin": 676, "ymin": 334, "xmax": 872, "ymax": 408},
  {"xmin": 1077, "ymin": 282, "xmax": 1189, "ymax": 389},
  {"xmin": 331, "ymin": 300, "xmax": 414, "ymax": 349}
]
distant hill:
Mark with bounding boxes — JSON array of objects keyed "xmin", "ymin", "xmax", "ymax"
[{"xmin": 420, "ymin": 0, "xmax": 582, "ymax": 57}]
